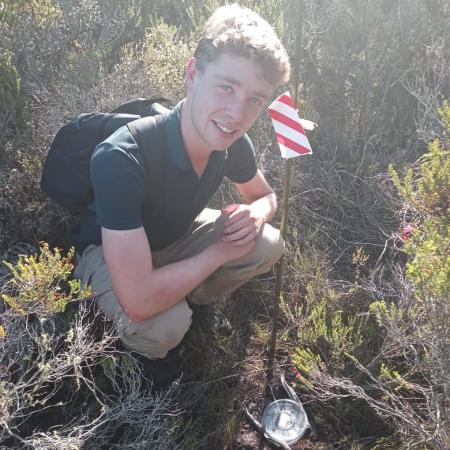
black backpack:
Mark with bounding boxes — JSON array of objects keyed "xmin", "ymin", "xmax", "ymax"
[{"xmin": 40, "ymin": 98, "xmax": 170, "ymax": 214}]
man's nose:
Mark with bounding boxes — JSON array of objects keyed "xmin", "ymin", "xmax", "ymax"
[{"xmin": 226, "ymin": 98, "xmax": 246, "ymax": 122}]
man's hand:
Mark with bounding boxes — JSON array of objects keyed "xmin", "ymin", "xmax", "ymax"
[
  {"xmin": 213, "ymin": 237, "xmax": 256, "ymax": 264},
  {"xmin": 221, "ymin": 203, "xmax": 264, "ymax": 246}
]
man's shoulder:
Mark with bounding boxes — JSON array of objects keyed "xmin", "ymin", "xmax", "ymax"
[
  {"xmin": 228, "ymin": 133, "xmax": 255, "ymax": 157},
  {"xmin": 91, "ymin": 118, "xmax": 165, "ymax": 169},
  {"xmin": 224, "ymin": 133, "xmax": 257, "ymax": 183},
  {"xmin": 91, "ymin": 125, "xmax": 146, "ymax": 182},
  {"xmin": 93, "ymin": 125, "xmax": 139, "ymax": 159}
]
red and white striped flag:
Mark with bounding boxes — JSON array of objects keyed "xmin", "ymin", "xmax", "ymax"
[{"xmin": 268, "ymin": 91, "xmax": 313, "ymax": 159}]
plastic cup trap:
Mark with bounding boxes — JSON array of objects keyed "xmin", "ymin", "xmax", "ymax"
[
  {"xmin": 262, "ymin": 398, "xmax": 308, "ymax": 446},
  {"xmin": 245, "ymin": 375, "xmax": 309, "ymax": 448}
]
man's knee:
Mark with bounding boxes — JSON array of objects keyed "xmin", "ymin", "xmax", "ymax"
[
  {"xmin": 119, "ymin": 300, "xmax": 192, "ymax": 359},
  {"xmin": 262, "ymin": 224, "xmax": 284, "ymax": 263},
  {"xmin": 252, "ymin": 224, "xmax": 284, "ymax": 272}
]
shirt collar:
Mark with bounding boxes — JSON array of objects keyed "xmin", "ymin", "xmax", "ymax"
[{"xmin": 163, "ymin": 99, "xmax": 228, "ymax": 171}]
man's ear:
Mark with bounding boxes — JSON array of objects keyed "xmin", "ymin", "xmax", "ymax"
[{"xmin": 186, "ymin": 57, "xmax": 199, "ymax": 92}]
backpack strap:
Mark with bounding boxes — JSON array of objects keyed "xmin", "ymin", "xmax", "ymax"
[
  {"xmin": 127, "ymin": 115, "xmax": 167, "ymax": 205},
  {"xmin": 111, "ymin": 97, "xmax": 171, "ymax": 116}
]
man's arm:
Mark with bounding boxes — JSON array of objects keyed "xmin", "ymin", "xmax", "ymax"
[
  {"xmin": 101, "ymin": 226, "xmax": 254, "ymax": 322},
  {"xmin": 221, "ymin": 169, "xmax": 277, "ymax": 246}
]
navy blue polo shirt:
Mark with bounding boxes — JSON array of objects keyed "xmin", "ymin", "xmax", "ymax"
[{"xmin": 69, "ymin": 100, "xmax": 257, "ymax": 253}]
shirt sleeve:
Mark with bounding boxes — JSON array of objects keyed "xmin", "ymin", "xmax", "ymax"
[
  {"xmin": 224, "ymin": 133, "xmax": 258, "ymax": 183},
  {"xmin": 90, "ymin": 126, "xmax": 146, "ymax": 230}
]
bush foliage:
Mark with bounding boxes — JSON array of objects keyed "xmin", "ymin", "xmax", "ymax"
[
  {"xmin": 291, "ymin": 104, "xmax": 450, "ymax": 449},
  {"xmin": 1, "ymin": 243, "xmax": 90, "ymax": 316}
]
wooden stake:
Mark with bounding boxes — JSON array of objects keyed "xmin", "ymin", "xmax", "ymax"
[{"xmin": 266, "ymin": 0, "xmax": 305, "ymax": 396}]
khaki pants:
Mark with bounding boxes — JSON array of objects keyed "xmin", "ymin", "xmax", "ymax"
[{"xmin": 74, "ymin": 208, "xmax": 283, "ymax": 359}]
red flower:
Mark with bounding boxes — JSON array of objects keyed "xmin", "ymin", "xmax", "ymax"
[{"xmin": 401, "ymin": 224, "xmax": 415, "ymax": 241}]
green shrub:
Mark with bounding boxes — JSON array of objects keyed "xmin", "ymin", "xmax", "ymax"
[
  {"xmin": 390, "ymin": 102, "xmax": 450, "ymax": 406},
  {"xmin": 142, "ymin": 20, "xmax": 195, "ymax": 100},
  {"xmin": 289, "ymin": 103, "xmax": 450, "ymax": 448},
  {"xmin": 0, "ymin": 50, "xmax": 20, "ymax": 113},
  {"xmin": 390, "ymin": 128, "xmax": 450, "ymax": 220},
  {"xmin": 390, "ymin": 104, "xmax": 449, "ymax": 301},
  {"xmin": 0, "ymin": 0, "xmax": 60, "ymax": 26},
  {"xmin": 1, "ymin": 243, "xmax": 90, "ymax": 316},
  {"xmin": 293, "ymin": 288, "xmax": 366, "ymax": 375}
]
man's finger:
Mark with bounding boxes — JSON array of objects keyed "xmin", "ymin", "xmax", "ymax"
[
  {"xmin": 223, "ymin": 226, "xmax": 257, "ymax": 243},
  {"xmin": 223, "ymin": 228, "xmax": 249, "ymax": 242},
  {"xmin": 230, "ymin": 232, "xmax": 257, "ymax": 246},
  {"xmin": 222, "ymin": 203, "xmax": 240, "ymax": 216},
  {"xmin": 224, "ymin": 209, "xmax": 249, "ymax": 225},
  {"xmin": 222, "ymin": 216, "xmax": 249, "ymax": 234}
]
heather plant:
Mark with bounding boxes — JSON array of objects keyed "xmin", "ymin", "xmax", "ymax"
[
  {"xmin": 142, "ymin": 21, "xmax": 194, "ymax": 99},
  {"xmin": 0, "ymin": 50, "xmax": 20, "ymax": 133},
  {"xmin": 0, "ymin": 0, "xmax": 60, "ymax": 26},
  {"xmin": 391, "ymin": 103, "xmax": 450, "ymax": 220},
  {"xmin": 390, "ymin": 102, "xmax": 450, "ymax": 407},
  {"xmin": 289, "ymin": 106, "xmax": 450, "ymax": 448},
  {"xmin": 1, "ymin": 243, "xmax": 90, "ymax": 316}
]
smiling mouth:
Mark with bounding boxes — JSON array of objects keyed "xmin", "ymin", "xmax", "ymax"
[{"xmin": 213, "ymin": 120, "xmax": 236, "ymax": 135}]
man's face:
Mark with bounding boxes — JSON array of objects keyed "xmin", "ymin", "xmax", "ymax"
[{"xmin": 185, "ymin": 53, "xmax": 274, "ymax": 152}]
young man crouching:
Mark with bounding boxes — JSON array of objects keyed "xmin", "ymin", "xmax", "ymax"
[{"xmin": 73, "ymin": 4, "xmax": 291, "ymax": 385}]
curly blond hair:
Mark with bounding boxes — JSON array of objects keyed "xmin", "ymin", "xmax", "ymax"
[{"xmin": 194, "ymin": 4, "xmax": 291, "ymax": 86}]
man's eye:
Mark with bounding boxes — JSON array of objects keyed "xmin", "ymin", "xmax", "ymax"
[
  {"xmin": 249, "ymin": 96, "xmax": 262, "ymax": 106},
  {"xmin": 221, "ymin": 85, "xmax": 233, "ymax": 93}
]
